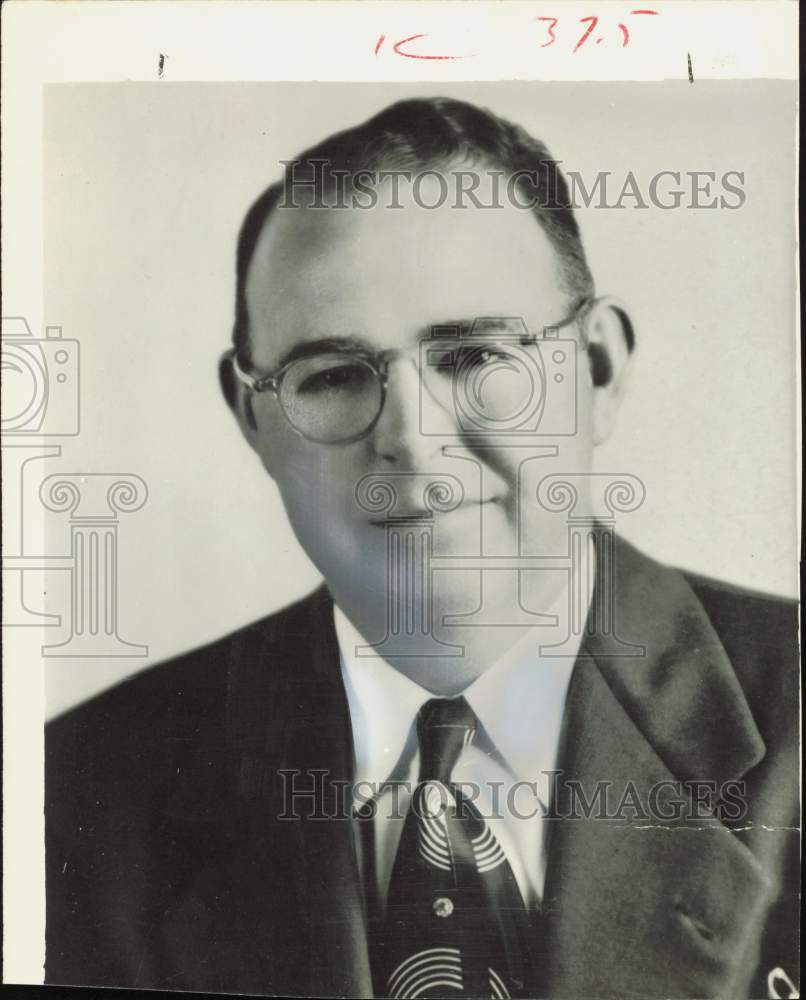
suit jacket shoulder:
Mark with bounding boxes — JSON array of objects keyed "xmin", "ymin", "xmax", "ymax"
[
  {"xmin": 682, "ymin": 571, "xmax": 799, "ymax": 799},
  {"xmin": 45, "ymin": 588, "xmax": 334, "ymax": 993},
  {"xmin": 47, "ymin": 586, "xmax": 325, "ymax": 775}
]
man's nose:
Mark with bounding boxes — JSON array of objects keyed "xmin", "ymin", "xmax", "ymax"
[{"xmin": 371, "ymin": 357, "xmax": 456, "ymax": 465}]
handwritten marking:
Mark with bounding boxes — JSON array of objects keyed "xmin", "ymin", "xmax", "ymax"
[
  {"xmin": 375, "ymin": 12, "xmax": 661, "ymax": 59},
  {"xmin": 393, "ymin": 33, "xmax": 470, "ymax": 60},
  {"xmin": 574, "ymin": 16, "xmax": 598, "ymax": 52},
  {"xmin": 536, "ymin": 16, "xmax": 558, "ymax": 48}
]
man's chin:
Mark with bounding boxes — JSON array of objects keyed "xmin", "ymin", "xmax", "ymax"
[{"xmin": 432, "ymin": 499, "xmax": 512, "ymax": 555}]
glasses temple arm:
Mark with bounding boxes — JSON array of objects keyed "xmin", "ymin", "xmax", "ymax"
[{"xmin": 229, "ymin": 350, "xmax": 278, "ymax": 393}]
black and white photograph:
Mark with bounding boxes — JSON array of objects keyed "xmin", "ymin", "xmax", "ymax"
[{"xmin": 2, "ymin": 4, "xmax": 800, "ymax": 999}]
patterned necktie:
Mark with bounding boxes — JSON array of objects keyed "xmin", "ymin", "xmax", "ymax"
[{"xmin": 377, "ymin": 696, "xmax": 532, "ymax": 999}]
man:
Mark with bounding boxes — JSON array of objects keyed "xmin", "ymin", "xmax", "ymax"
[{"xmin": 46, "ymin": 98, "xmax": 799, "ymax": 999}]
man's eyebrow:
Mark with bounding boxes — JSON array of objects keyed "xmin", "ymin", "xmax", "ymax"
[
  {"xmin": 273, "ymin": 318, "xmax": 533, "ymax": 368},
  {"xmin": 275, "ymin": 336, "xmax": 375, "ymax": 368},
  {"xmin": 426, "ymin": 317, "xmax": 532, "ymax": 339}
]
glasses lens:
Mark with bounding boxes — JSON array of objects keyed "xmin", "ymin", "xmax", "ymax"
[
  {"xmin": 425, "ymin": 340, "xmax": 545, "ymax": 431},
  {"xmin": 279, "ymin": 353, "xmax": 383, "ymax": 443}
]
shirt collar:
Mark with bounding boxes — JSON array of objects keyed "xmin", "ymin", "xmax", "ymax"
[
  {"xmin": 463, "ymin": 621, "xmax": 576, "ymax": 789},
  {"xmin": 335, "ymin": 608, "xmax": 430, "ymax": 789},
  {"xmin": 335, "ymin": 542, "xmax": 594, "ymax": 791}
]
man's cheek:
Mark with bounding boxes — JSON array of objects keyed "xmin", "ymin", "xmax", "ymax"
[
  {"xmin": 510, "ymin": 445, "xmax": 588, "ymax": 550},
  {"xmin": 277, "ymin": 455, "xmax": 360, "ymax": 523}
]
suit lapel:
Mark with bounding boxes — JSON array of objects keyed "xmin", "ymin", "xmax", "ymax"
[
  {"xmin": 283, "ymin": 587, "xmax": 374, "ymax": 999},
  {"xmin": 538, "ymin": 537, "xmax": 772, "ymax": 998},
  {"xmin": 223, "ymin": 586, "xmax": 374, "ymax": 999}
]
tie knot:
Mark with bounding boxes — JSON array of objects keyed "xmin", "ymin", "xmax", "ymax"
[{"xmin": 416, "ymin": 696, "xmax": 475, "ymax": 784}]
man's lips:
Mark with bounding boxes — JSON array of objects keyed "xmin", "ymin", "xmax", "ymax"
[{"xmin": 368, "ymin": 497, "xmax": 499, "ymax": 526}]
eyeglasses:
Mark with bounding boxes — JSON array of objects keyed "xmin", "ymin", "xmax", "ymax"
[{"xmin": 227, "ymin": 298, "xmax": 592, "ymax": 444}]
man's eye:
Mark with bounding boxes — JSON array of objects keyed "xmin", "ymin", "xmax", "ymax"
[
  {"xmin": 464, "ymin": 346, "xmax": 517, "ymax": 369},
  {"xmin": 296, "ymin": 363, "xmax": 371, "ymax": 396}
]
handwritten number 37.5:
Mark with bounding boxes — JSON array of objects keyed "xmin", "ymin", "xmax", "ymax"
[{"xmin": 537, "ymin": 11, "xmax": 659, "ymax": 52}]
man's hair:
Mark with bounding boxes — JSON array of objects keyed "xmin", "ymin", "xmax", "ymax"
[{"xmin": 226, "ymin": 96, "xmax": 594, "ymax": 385}]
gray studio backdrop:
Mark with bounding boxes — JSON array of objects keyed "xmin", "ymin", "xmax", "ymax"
[{"xmin": 40, "ymin": 80, "xmax": 798, "ymax": 717}]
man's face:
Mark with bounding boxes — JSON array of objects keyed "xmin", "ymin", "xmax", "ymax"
[{"xmin": 241, "ymin": 175, "xmax": 600, "ymax": 639}]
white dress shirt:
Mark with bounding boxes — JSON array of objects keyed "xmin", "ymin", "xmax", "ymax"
[{"xmin": 335, "ymin": 555, "xmax": 593, "ymax": 912}]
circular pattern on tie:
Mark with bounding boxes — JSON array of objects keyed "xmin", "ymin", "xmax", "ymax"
[
  {"xmin": 385, "ymin": 949, "xmax": 514, "ymax": 998},
  {"xmin": 488, "ymin": 966, "xmax": 512, "ymax": 999},
  {"xmin": 471, "ymin": 824, "xmax": 506, "ymax": 873},
  {"xmin": 416, "ymin": 782, "xmax": 454, "ymax": 871},
  {"xmin": 386, "ymin": 947, "xmax": 463, "ymax": 998}
]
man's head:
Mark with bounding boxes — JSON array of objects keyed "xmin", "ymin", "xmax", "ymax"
[
  {"xmin": 222, "ymin": 97, "xmax": 634, "ymax": 690},
  {"xmin": 224, "ymin": 98, "xmax": 600, "ymax": 373}
]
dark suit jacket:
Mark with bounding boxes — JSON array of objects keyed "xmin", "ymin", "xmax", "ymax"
[{"xmin": 45, "ymin": 536, "xmax": 800, "ymax": 998}]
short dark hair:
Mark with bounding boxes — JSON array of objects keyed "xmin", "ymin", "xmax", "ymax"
[{"xmin": 227, "ymin": 97, "xmax": 594, "ymax": 378}]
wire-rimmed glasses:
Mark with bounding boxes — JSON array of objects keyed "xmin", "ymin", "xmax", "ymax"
[{"xmin": 227, "ymin": 298, "xmax": 592, "ymax": 444}]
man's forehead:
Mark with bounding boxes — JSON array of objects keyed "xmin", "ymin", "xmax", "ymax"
[{"xmin": 244, "ymin": 179, "xmax": 567, "ymax": 364}]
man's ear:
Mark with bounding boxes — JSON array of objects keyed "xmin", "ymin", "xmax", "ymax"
[
  {"xmin": 583, "ymin": 297, "xmax": 635, "ymax": 445},
  {"xmin": 218, "ymin": 352, "xmax": 260, "ymax": 448}
]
